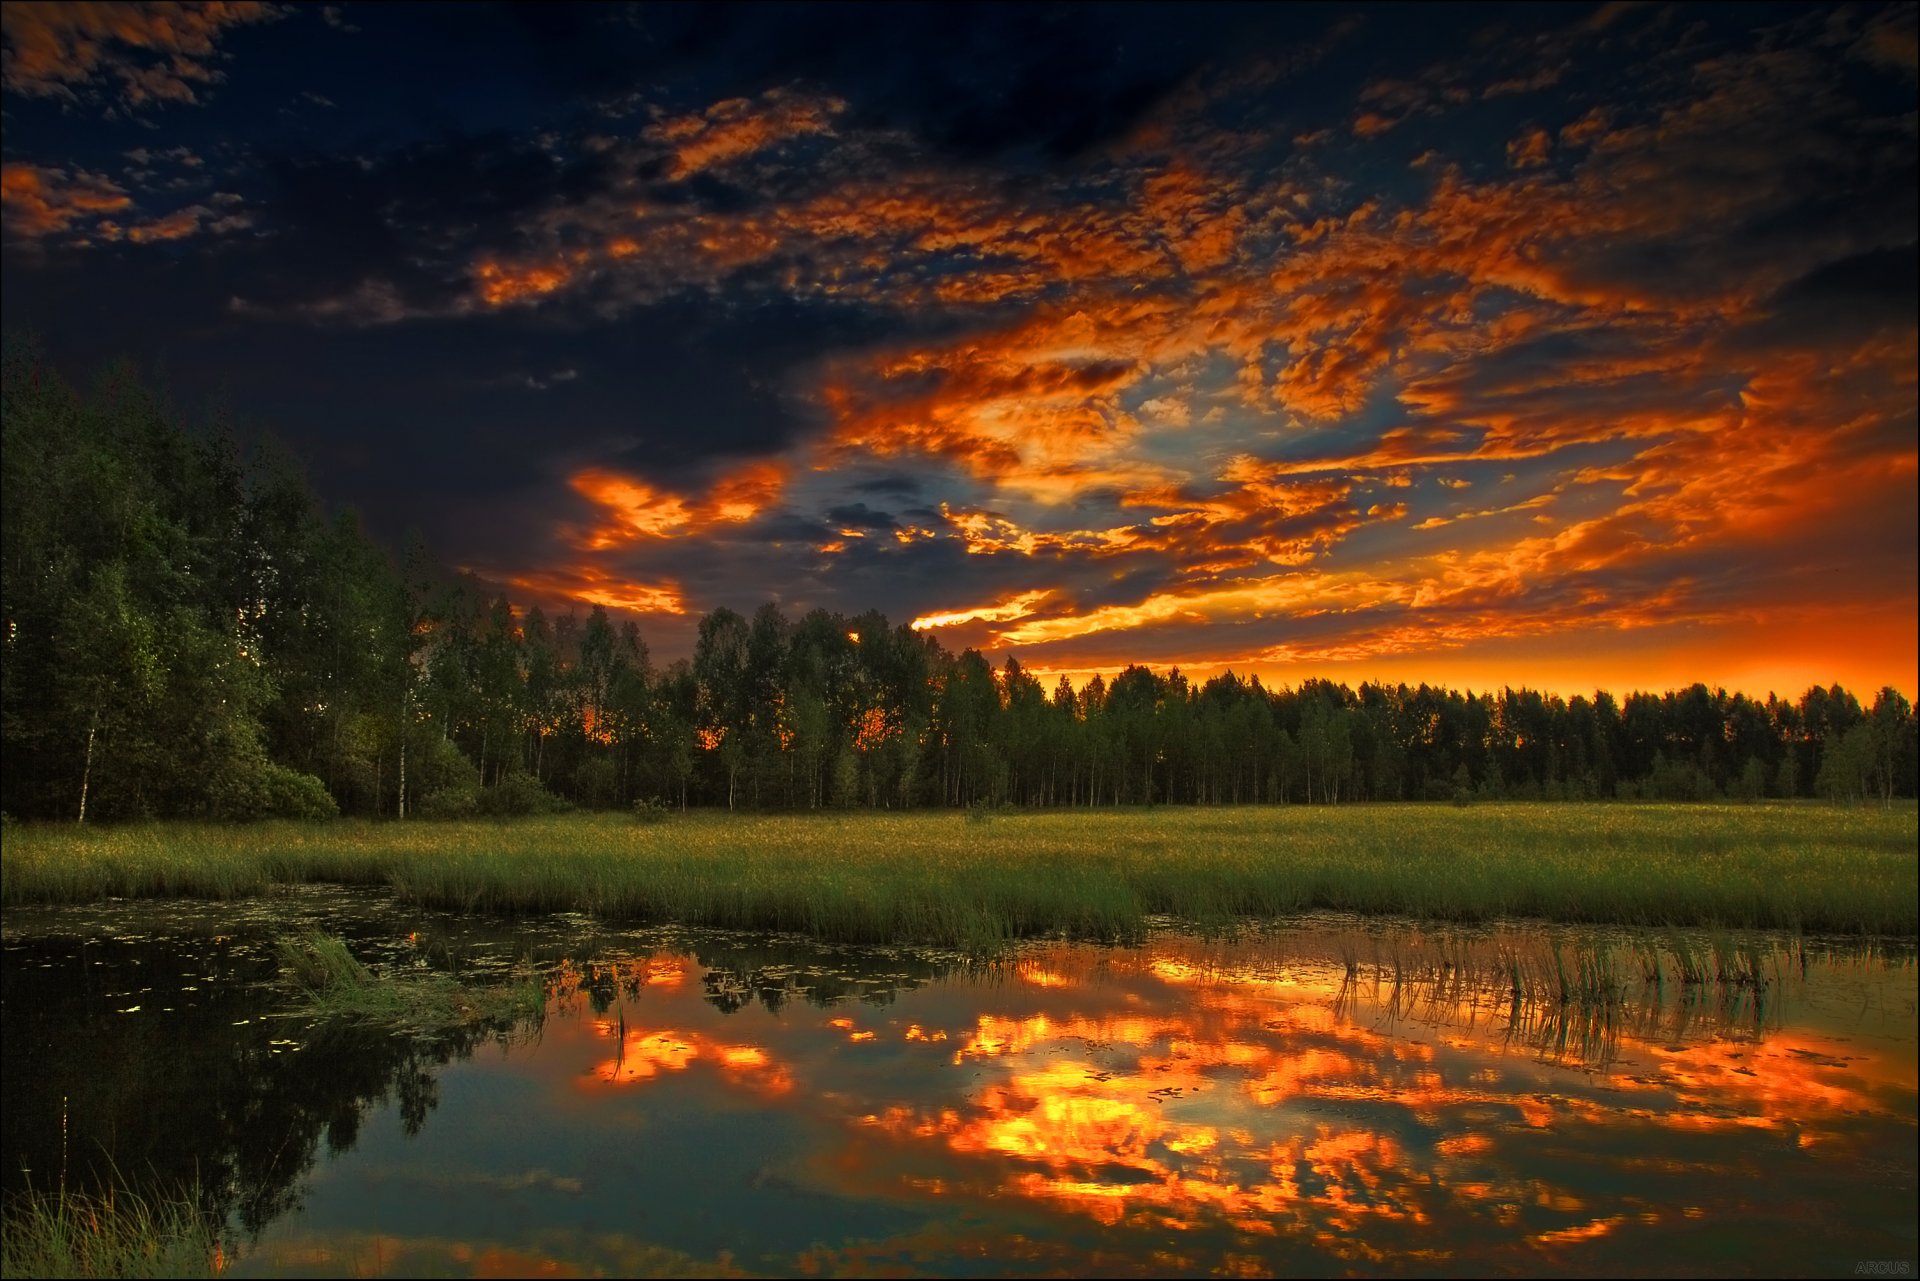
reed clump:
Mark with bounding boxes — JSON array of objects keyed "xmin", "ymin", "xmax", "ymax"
[
  {"xmin": 1335, "ymin": 925, "xmax": 1818, "ymax": 1070},
  {"xmin": 276, "ymin": 931, "xmax": 545, "ymax": 1033},
  {"xmin": 0, "ymin": 1183, "xmax": 221, "ymax": 1279},
  {"xmin": 4, "ymin": 804, "xmax": 1913, "ymax": 949}
]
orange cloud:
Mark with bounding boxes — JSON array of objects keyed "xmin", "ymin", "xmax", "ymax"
[
  {"xmin": 1506, "ymin": 127, "xmax": 1552, "ymax": 169},
  {"xmin": 498, "ymin": 565, "xmax": 686, "ymax": 615},
  {"xmin": 0, "ymin": 162, "xmax": 131, "ymax": 237},
  {"xmin": 994, "ymin": 572, "xmax": 1399, "ymax": 647},
  {"xmin": 0, "ymin": 1, "xmax": 284, "ymax": 107},
  {"xmin": 1352, "ymin": 111, "xmax": 1398, "ymax": 138},
  {"xmin": 644, "ymin": 88, "xmax": 844, "ymax": 180},
  {"xmin": 911, "ymin": 590, "xmax": 1054, "ymax": 631},
  {"xmin": 569, "ymin": 461, "xmax": 786, "ymax": 549},
  {"xmin": 421, "ymin": 38, "xmax": 1910, "ymax": 694},
  {"xmin": 120, "ymin": 201, "xmax": 249, "ymax": 242},
  {"xmin": 586, "ymin": 1025, "xmax": 791, "ymax": 1095},
  {"xmin": 472, "ymin": 258, "xmax": 573, "ymax": 306}
]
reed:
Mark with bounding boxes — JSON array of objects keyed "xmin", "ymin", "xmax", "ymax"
[{"xmin": 1339, "ymin": 924, "xmax": 1817, "ymax": 1070}]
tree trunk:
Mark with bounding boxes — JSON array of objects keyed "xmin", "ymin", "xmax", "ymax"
[
  {"xmin": 78, "ymin": 708, "xmax": 98, "ymax": 825},
  {"xmin": 398, "ymin": 684, "xmax": 409, "ymax": 820}
]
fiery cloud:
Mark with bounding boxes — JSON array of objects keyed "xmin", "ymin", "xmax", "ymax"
[
  {"xmin": 472, "ymin": 257, "xmax": 573, "ymax": 307},
  {"xmin": 456, "ymin": 18, "xmax": 1916, "ymax": 689},
  {"xmin": 1, "ymin": 1, "xmax": 284, "ymax": 108},
  {"xmin": 911, "ymin": 590, "xmax": 1054, "ymax": 632},
  {"xmin": 569, "ymin": 462, "xmax": 787, "ymax": 550},
  {"xmin": 644, "ymin": 88, "xmax": 845, "ymax": 180},
  {"xmin": 0, "ymin": 162, "xmax": 130, "ymax": 237},
  {"xmin": 7, "ymin": 4, "xmax": 1910, "ymax": 692},
  {"xmin": 498, "ymin": 564, "xmax": 686, "ymax": 615}
]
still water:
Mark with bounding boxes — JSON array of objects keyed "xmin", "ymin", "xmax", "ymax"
[{"xmin": 4, "ymin": 888, "xmax": 1914, "ymax": 1276}]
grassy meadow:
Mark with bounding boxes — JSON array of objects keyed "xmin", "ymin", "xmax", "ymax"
[{"xmin": 2, "ymin": 803, "xmax": 1913, "ymax": 949}]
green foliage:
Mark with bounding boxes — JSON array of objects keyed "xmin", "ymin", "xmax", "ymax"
[
  {"xmin": 415, "ymin": 787, "xmax": 479, "ymax": 819},
  {"xmin": 235, "ymin": 762, "xmax": 338, "ymax": 820},
  {"xmin": 405, "ymin": 731, "xmax": 480, "ymax": 822},
  {"xmin": 1, "ymin": 339, "xmax": 414, "ymax": 822},
  {"xmin": 1817, "ymin": 722, "xmax": 1876, "ymax": 803},
  {"xmin": 632, "ymin": 797, "xmax": 673, "ymax": 824},
  {"xmin": 476, "ymin": 771, "xmax": 567, "ymax": 818}
]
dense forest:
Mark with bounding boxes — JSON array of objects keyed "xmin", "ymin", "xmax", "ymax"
[{"xmin": 4, "ymin": 340, "xmax": 1916, "ymax": 823}]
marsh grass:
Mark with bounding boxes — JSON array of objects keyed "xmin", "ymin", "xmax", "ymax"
[
  {"xmin": 275, "ymin": 931, "xmax": 545, "ymax": 1033},
  {"xmin": 277, "ymin": 930, "xmax": 372, "ymax": 995},
  {"xmin": 5, "ymin": 804, "xmax": 1913, "ymax": 949},
  {"xmin": 0, "ymin": 1181, "xmax": 221, "ymax": 1279}
]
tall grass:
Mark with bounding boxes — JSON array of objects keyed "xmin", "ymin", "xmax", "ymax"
[
  {"xmin": 3, "ymin": 803, "xmax": 1913, "ymax": 949},
  {"xmin": 0, "ymin": 1183, "xmax": 221, "ymax": 1279}
]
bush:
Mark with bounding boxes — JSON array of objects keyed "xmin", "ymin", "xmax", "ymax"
[
  {"xmin": 205, "ymin": 751, "xmax": 337, "ymax": 820},
  {"xmin": 476, "ymin": 771, "xmax": 567, "ymax": 818},
  {"xmin": 408, "ymin": 732, "xmax": 480, "ymax": 801},
  {"xmin": 258, "ymin": 764, "xmax": 339, "ymax": 819},
  {"xmin": 416, "ymin": 787, "xmax": 478, "ymax": 819},
  {"xmin": 632, "ymin": 797, "xmax": 673, "ymax": 824}
]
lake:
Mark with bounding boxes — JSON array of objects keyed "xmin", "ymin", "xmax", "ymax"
[{"xmin": 4, "ymin": 888, "xmax": 1914, "ymax": 1276}]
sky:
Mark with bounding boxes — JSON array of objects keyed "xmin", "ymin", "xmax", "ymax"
[{"xmin": 2, "ymin": 1, "xmax": 1915, "ymax": 699}]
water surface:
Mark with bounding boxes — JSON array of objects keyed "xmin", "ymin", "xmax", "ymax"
[{"xmin": 4, "ymin": 892, "xmax": 1913, "ymax": 1276}]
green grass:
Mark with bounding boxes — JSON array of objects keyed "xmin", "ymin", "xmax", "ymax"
[
  {"xmin": 3, "ymin": 803, "xmax": 1914, "ymax": 949},
  {"xmin": 0, "ymin": 1183, "xmax": 220, "ymax": 1280},
  {"xmin": 275, "ymin": 930, "xmax": 547, "ymax": 1032}
]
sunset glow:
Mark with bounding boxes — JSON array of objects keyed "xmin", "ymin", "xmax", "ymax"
[
  {"xmin": 1, "ymin": 2, "xmax": 1912, "ymax": 695},
  {"xmin": 501, "ymin": 930, "xmax": 1914, "ymax": 1275}
]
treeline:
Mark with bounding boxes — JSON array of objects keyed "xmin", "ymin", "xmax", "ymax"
[{"xmin": 4, "ymin": 341, "xmax": 1916, "ymax": 822}]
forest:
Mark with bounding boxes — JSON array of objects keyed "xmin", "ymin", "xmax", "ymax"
[{"xmin": 4, "ymin": 338, "xmax": 1916, "ymax": 824}]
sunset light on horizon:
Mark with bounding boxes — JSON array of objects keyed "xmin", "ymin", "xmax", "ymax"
[{"xmin": 4, "ymin": 1, "xmax": 1914, "ymax": 699}]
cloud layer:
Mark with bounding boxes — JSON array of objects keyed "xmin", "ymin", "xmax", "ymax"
[{"xmin": 3, "ymin": 2, "xmax": 1913, "ymax": 695}]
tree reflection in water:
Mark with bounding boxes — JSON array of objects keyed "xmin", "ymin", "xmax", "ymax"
[{"xmin": 4, "ymin": 906, "xmax": 1913, "ymax": 1277}]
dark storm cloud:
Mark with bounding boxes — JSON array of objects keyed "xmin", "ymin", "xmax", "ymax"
[
  {"xmin": 632, "ymin": 2, "xmax": 1223, "ymax": 163},
  {"xmin": 849, "ymin": 474, "xmax": 924, "ymax": 498},
  {"xmin": 237, "ymin": 132, "xmax": 615, "ymax": 313},
  {"xmin": 824, "ymin": 503, "xmax": 899, "ymax": 532},
  {"xmin": 1725, "ymin": 244, "xmax": 1920, "ymax": 354}
]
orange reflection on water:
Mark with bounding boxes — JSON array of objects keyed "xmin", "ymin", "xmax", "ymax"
[
  {"xmin": 815, "ymin": 935, "xmax": 1913, "ymax": 1267},
  {"xmin": 232, "ymin": 927, "xmax": 1913, "ymax": 1279},
  {"xmin": 583, "ymin": 1023, "xmax": 791, "ymax": 1096}
]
